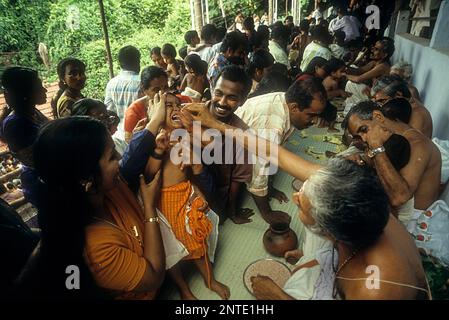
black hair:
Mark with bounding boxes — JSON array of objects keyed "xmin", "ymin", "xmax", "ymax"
[
  {"xmin": 215, "ymin": 26, "xmax": 227, "ymax": 43},
  {"xmin": 257, "ymin": 25, "xmax": 270, "ymax": 39},
  {"xmin": 151, "ymin": 47, "xmax": 162, "ymax": 56},
  {"xmin": 51, "ymin": 58, "xmax": 86, "ymax": 118},
  {"xmin": 381, "ymin": 97, "xmax": 412, "ymax": 124},
  {"xmin": 243, "ymin": 17, "xmax": 255, "ymax": 31},
  {"xmin": 248, "ymin": 71, "xmax": 291, "ymax": 98},
  {"xmin": 217, "ymin": 65, "xmax": 252, "ymax": 98},
  {"xmin": 271, "ymin": 25, "xmax": 289, "ymax": 42},
  {"xmin": 285, "ymin": 77, "xmax": 327, "ymax": 111},
  {"xmin": 285, "ymin": 16, "xmax": 294, "ymax": 23},
  {"xmin": 304, "ymin": 56, "xmax": 328, "ymax": 75},
  {"xmin": 179, "ymin": 46, "xmax": 188, "ymax": 60},
  {"xmin": 184, "ymin": 30, "xmax": 199, "ymax": 45},
  {"xmin": 220, "ymin": 31, "xmax": 247, "ymax": 53},
  {"xmin": 71, "ymin": 98, "xmax": 106, "ymax": 117},
  {"xmin": 201, "ymin": 24, "xmax": 218, "ymax": 42},
  {"xmin": 246, "ymin": 49, "xmax": 275, "ymax": 78},
  {"xmin": 161, "ymin": 43, "xmax": 177, "ymax": 59},
  {"xmin": 342, "ymin": 100, "xmax": 381, "ymax": 130},
  {"xmin": 271, "ymin": 62, "xmax": 288, "ymax": 76},
  {"xmin": 140, "ymin": 66, "xmax": 167, "ymax": 91},
  {"xmin": 299, "ymin": 19, "xmax": 310, "ymax": 33},
  {"xmin": 118, "ymin": 45, "xmax": 141, "ymax": 70},
  {"xmin": 323, "ymin": 58, "xmax": 346, "ymax": 75},
  {"xmin": 310, "ymin": 25, "xmax": 332, "ymax": 46},
  {"xmin": 23, "ymin": 117, "xmax": 110, "ymax": 299},
  {"xmin": 319, "ymin": 101, "xmax": 337, "ymax": 122},
  {"xmin": 1, "ymin": 67, "xmax": 40, "ymax": 114},
  {"xmin": 333, "ymin": 30, "xmax": 346, "ymax": 46},
  {"xmin": 184, "ymin": 54, "xmax": 208, "ymax": 75},
  {"xmin": 378, "ymin": 37, "xmax": 395, "ymax": 60},
  {"xmin": 384, "ymin": 134, "xmax": 411, "ymax": 171}
]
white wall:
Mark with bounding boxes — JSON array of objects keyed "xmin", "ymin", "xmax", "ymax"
[{"xmin": 392, "ymin": 33, "xmax": 449, "ymax": 140}]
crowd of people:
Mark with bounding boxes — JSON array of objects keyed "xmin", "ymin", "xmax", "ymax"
[{"xmin": 0, "ymin": 2, "xmax": 443, "ymax": 300}]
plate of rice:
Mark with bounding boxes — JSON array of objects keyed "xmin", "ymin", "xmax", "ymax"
[{"xmin": 243, "ymin": 259, "xmax": 291, "ymax": 295}]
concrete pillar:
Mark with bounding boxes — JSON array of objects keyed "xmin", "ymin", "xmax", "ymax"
[
  {"xmin": 430, "ymin": 0, "xmax": 449, "ymax": 49},
  {"xmin": 395, "ymin": 10, "xmax": 410, "ymax": 34}
]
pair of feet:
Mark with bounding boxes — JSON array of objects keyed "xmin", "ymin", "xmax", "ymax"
[{"xmin": 179, "ymin": 279, "xmax": 230, "ymax": 300}]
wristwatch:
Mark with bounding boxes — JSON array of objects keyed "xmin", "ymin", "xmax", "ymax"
[{"xmin": 367, "ymin": 146, "xmax": 386, "ymax": 158}]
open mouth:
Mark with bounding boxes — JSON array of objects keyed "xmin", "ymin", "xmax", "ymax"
[
  {"xmin": 171, "ymin": 113, "xmax": 182, "ymax": 123},
  {"xmin": 214, "ymin": 105, "xmax": 230, "ymax": 116}
]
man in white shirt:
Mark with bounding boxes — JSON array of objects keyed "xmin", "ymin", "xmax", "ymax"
[
  {"xmin": 329, "ymin": 7, "xmax": 361, "ymax": 42},
  {"xmin": 234, "ymin": 78, "xmax": 327, "ymax": 225}
]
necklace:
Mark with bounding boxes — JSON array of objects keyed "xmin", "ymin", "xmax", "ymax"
[
  {"xmin": 332, "ymin": 246, "xmax": 359, "ymax": 299},
  {"xmin": 92, "ymin": 217, "xmax": 143, "ymax": 247}
]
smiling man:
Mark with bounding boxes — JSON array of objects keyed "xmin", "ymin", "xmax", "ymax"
[
  {"xmin": 204, "ymin": 66, "xmax": 255, "ymax": 224},
  {"xmin": 234, "ymin": 77, "xmax": 327, "ymax": 225}
]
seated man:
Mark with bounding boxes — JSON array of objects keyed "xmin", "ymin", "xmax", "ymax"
[
  {"xmin": 202, "ymin": 78, "xmax": 326, "ymax": 225},
  {"xmin": 371, "ymin": 75, "xmax": 433, "ymax": 138},
  {"xmin": 200, "ymin": 66, "xmax": 255, "ymax": 224},
  {"xmin": 342, "ymin": 100, "xmax": 441, "ymax": 220}
]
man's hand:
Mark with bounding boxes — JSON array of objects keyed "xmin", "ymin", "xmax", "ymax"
[
  {"xmin": 181, "ymin": 103, "xmax": 221, "ymax": 130},
  {"xmin": 284, "ymin": 249, "xmax": 303, "ymax": 265},
  {"xmin": 262, "ymin": 210, "xmax": 292, "ymax": 225},
  {"xmin": 365, "ymin": 123, "xmax": 392, "ymax": 149},
  {"xmin": 154, "ymin": 129, "xmax": 169, "ymax": 154},
  {"xmin": 132, "ymin": 118, "xmax": 148, "ymax": 135},
  {"xmin": 251, "ymin": 275, "xmax": 284, "ymax": 300}
]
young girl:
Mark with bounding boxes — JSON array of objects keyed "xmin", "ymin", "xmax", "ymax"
[
  {"xmin": 51, "ymin": 58, "xmax": 86, "ymax": 118},
  {"xmin": 161, "ymin": 43, "xmax": 180, "ymax": 89},
  {"xmin": 147, "ymin": 93, "xmax": 229, "ymax": 300},
  {"xmin": 180, "ymin": 54, "xmax": 209, "ymax": 102}
]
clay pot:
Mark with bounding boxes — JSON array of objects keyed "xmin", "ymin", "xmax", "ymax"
[{"xmin": 263, "ymin": 223, "xmax": 298, "ymax": 257}]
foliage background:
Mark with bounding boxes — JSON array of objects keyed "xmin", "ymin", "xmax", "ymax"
[{"xmin": 0, "ymin": 0, "xmax": 313, "ymax": 98}]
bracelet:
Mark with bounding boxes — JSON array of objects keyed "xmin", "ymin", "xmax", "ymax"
[
  {"xmin": 143, "ymin": 217, "xmax": 159, "ymax": 224},
  {"xmin": 152, "ymin": 150, "xmax": 165, "ymax": 160}
]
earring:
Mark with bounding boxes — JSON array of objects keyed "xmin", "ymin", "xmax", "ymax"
[{"xmin": 82, "ymin": 180, "xmax": 93, "ymax": 192}]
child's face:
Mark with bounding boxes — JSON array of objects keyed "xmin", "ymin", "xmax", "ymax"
[
  {"xmin": 162, "ymin": 54, "xmax": 173, "ymax": 65},
  {"xmin": 165, "ymin": 94, "xmax": 183, "ymax": 129},
  {"xmin": 151, "ymin": 53, "xmax": 166, "ymax": 68},
  {"xmin": 332, "ymin": 67, "xmax": 346, "ymax": 79}
]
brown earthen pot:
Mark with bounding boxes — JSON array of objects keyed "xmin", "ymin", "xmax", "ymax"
[{"xmin": 263, "ymin": 223, "xmax": 298, "ymax": 257}]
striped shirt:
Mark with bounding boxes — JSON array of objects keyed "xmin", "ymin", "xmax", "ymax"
[
  {"xmin": 104, "ymin": 70, "xmax": 140, "ymax": 140},
  {"xmin": 235, "ymin": 92, "xmax": 294, "ymax": 197}
]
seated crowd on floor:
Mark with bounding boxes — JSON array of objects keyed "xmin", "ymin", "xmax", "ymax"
[{"xmin": 1, "ymin": 2, "xmax": 444, "ymax": 300}]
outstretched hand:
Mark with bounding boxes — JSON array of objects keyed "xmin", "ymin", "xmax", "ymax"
[{"xmin": 181, "ymin": 103, "xmax": 220, "ymax": 129}]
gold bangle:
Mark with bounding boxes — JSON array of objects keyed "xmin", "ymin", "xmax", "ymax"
[{"xmin": 143, "ymin": 217, "xmax": 159, "ymax": 224}]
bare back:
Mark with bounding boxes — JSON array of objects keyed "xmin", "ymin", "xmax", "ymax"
[
  {"xmin": 340, "ymin": 215, "xmax": 428, "ymax": 300},
  {"xmin": 402, "ymin": 129, "xmax": 441, "ymax": 209},
  {"xmin": 186, "ymin": 73, "xmax": 208, "ymax": 95},
  {"xmin": 410, "ymin": 100, "xmax": 433, "ymax": 139}
]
